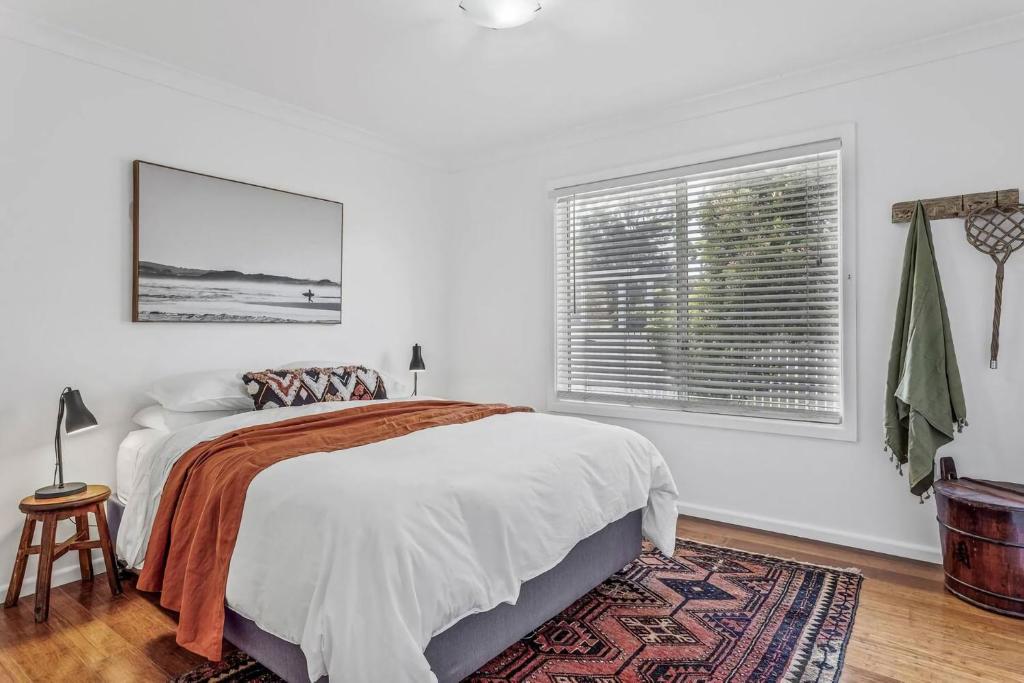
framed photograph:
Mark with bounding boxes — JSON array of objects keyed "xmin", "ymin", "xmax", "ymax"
[{"xmin": 132, "ymin": 161, "xmax": 343, "ymax": 323}]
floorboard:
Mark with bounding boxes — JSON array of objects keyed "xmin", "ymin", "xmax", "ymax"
[{"xmin": 0, "ymin": 516, "xmax": 1020, "ymax": 681}]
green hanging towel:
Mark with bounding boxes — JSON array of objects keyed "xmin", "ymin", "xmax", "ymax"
[{"xmin": 884, "ymin": 202, "xmax": 968, "ymax": 496}]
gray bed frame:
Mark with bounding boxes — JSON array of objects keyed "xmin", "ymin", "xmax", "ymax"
[{"xmin": 106, "ymin": 499, "xmax": 641, "ymax": 683}]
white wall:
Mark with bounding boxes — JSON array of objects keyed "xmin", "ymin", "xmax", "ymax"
[
  {"xmin": 445, "ymin": 40, "xmax": 1024, "ymax": 563},
  {"xmin": 0, "ymin": 37, "xmax": 451, "ymax": 597}
]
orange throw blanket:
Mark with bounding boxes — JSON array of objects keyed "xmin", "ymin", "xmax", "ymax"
[{"xmin": 136, "ymin": 400, "xmax": 532, "ymax": 660}]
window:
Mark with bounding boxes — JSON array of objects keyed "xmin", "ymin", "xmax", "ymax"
[{"xmin": 553, "ymin": 139, "xmax": 846, "ymax": 426}]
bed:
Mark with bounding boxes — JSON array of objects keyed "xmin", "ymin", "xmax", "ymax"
[{"xmin": 110, "ymin": 396, "xmax": 678, "ymax": 682}]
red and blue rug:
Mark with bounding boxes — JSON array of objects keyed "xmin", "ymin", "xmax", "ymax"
[{"xmin": 176, "ymin": 538, "xmax": 862, "ymax": 682}]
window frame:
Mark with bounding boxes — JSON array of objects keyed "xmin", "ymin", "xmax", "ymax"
[{"xmin": 546, "ymin": 125, "xmax": 858, "ymax": 442}]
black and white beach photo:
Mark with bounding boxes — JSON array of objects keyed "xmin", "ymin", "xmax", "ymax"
[{"xmin": 133, "ymin": 162, "xmax": 343, "ymax": 323}]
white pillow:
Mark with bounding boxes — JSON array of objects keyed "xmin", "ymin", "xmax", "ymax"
[
  {"xmin": 282, "ymin": 360, "xmax": 414, "ymax": 398},
  {"xmin": 132, "ymin": 404, "xmax": 242, "ymax": 432},
  {"xmin": 147, "ymin": 368, "xmax": 253, "ymax": 412}
]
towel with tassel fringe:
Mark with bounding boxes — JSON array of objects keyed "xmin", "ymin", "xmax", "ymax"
[{"xmin": 883, "ymin": 202, "xmax": 968, "ymax": 497}]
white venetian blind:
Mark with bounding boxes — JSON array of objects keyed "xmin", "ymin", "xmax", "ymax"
[{"xmin": 554, "ymin": 140, "xmax": 842, "ymax": 423}]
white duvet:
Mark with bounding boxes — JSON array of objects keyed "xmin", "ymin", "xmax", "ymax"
[{"xmin": 117, "ymin": 398, "xmax": 679, "ymax": 682}]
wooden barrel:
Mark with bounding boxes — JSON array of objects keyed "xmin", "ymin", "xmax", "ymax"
[{"xmin": 933, "ymin": 457, "xmax": 1024, "ymax": 618}]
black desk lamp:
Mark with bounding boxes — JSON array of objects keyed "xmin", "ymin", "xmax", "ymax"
[
  {"xmin": 36, "ymin": 387, "xmax": 97, "ymax": 499},
  {"xmin": 409, "ymin": 344, "xmax": 426, "ymax": 396}
]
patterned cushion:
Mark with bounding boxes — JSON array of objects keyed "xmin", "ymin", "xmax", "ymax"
[{"xmin": 242, "ymin": 366, "xmax": 388, "ymax": 410}]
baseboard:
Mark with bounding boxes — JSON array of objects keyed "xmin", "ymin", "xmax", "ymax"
[
  {"xmin": 677, "ymin": 501, "xmax": 942, "ymax": 565},
  {"xmin": 0, "ymin": 559, "xmax": 107, "ymax": 604}
]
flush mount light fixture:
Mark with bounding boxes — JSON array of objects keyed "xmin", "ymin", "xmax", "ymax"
[{"xmin": 459, "ymin": 0, "xmax": 542, "ymax": 29}]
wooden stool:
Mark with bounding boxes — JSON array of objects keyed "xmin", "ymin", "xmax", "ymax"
[{"xmin": 4, "ymin": 484, "xmax": 122, "ymax": 622}]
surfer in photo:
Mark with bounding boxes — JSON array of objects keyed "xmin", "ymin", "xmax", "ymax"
[{"xmin": 303, "ymin": 289, "xmax": 315, "ymax": 303}]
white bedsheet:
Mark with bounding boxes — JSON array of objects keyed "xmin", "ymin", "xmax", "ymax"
[
  {"xmin": 114, "ymin": 428, "xmax": 168, "ymax": 504},
  {"xmin": 117, "ymin": 398, "xmax": 678, "ymax": 682}
]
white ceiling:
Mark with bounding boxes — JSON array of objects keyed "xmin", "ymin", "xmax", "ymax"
[{"xmin": 6, "ymin": 0, "xmax": 1024, "ymax": 162}]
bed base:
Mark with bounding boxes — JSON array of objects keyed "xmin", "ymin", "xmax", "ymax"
[{"xmin": 106, "ymin": 499, "xmax": 641, "ymax": 683}]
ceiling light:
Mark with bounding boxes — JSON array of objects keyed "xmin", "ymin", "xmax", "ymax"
[{"xmin": 459, "ymin": 0, "xmax": 542, "ymax": 29}]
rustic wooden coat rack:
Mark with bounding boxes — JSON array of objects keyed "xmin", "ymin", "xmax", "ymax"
[
  {"xmin": 891, "ymin": 188, "xmax": 1024, "ymax": 370},
  {"xmin": 891, "ymin": 189, "xmax": 1019, "ymax": 223}
]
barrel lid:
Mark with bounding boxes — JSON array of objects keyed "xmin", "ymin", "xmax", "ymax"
[{"xmin": 934, "ymin": 477, "xmax": 1024, "ymax": 510}]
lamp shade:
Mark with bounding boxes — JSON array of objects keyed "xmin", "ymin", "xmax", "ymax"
[
  {"xmin": 63, "ymin": 389, "xmax": 98, "ymax": 434},
  {"xmin": 409, "ymin": 344, "xmax": 426, "ymax": 372}
]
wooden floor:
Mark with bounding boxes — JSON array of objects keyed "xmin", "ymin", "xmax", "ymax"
[{"xmin": 1, "ymin": 516, "xmax": 1023, "ymax": 681}]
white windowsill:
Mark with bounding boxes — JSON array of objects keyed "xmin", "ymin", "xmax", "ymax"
[{"xmin": 546, "ymin": 397, "xmax": 857, "ymax": 442}]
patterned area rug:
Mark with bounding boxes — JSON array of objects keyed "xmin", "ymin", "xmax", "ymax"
[
  {"xmin": 173, "ymin": 649, "xmax": 280, "ymax": 682},
  {"xmin": 175, "ymin": 539, "xmax": 862, "ymax": 683}
]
